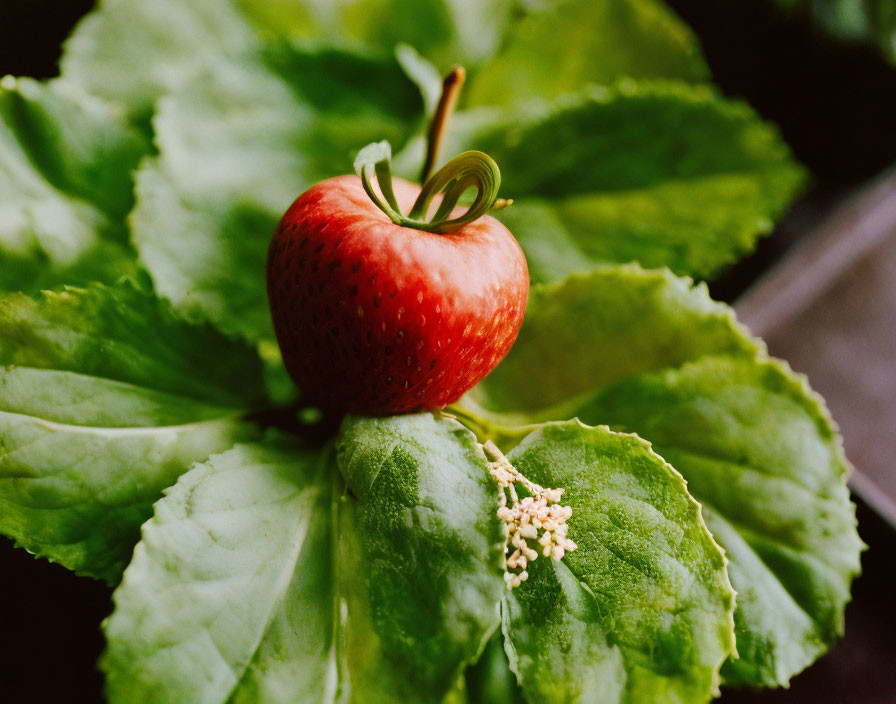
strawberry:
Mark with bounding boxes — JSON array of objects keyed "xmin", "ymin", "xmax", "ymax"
[{"xmin": 267, "ymin": 168, "xmax": 528, "ymax": 415}]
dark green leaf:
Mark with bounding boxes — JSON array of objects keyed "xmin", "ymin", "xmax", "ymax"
[
  {"xmin": 501, "ymin": 421, "xmax": 735, "ymax": 704},
  {"xmin": 336, "ymin": 412, "xmax": 505, "ymax": 702},
  {"xmin": 102, "ymin": 413, "xmax": 504, "ymax": 703},
  {"xmin": 447, "ymin": 83, "xmax": 805, "ymax": 281},
  {"xmin": 0, "ymin": 280, "xmax": 266, "ymax": 407},
  {"xmin": 0, "ymin": 282, "xmax": 265, "ymax": 581},
  {"xmin": 572, "ymin": 357, "xmax": 864, "ymax": 686}
]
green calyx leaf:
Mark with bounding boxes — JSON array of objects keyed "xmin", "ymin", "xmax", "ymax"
[{"xmin": 355, "ymin": 140, "xmax": 504, "ymax": 233}]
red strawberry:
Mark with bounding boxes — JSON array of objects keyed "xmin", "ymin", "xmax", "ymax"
[{"xmin": 267, "ymin": 172, "xmax": 528, "ymax": 415}]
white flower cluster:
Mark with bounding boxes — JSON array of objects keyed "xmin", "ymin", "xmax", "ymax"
[{"xmin": 484, "ymin": 440, "xmax": 577, "ymax": 589}]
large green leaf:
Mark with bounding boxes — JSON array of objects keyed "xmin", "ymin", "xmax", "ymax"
[
  {"xmin": 468, "ymin": 266, "xmax": 758, "ymax": 415},
  {"xmin": 236, "ymin": 0, "xmax": 514, "ymax": 70},
  {"xmin": 445, "ymin": 83, "xmax": 805, "ymax": 282},
  {"xmin": 61, "ymin": 0, "xmax": 256, "ymax": 121},
  {"xmin": 0, "ymin": 282, "xmax": 265, "ymax": 581},
  {"xmin": 102, "ymin": 436, "xmax": 333, "ymax": 703},
  {"xmin": 0, "ymin": 280, "xmax": 266, "ymax": 407},
  {"xmin": 467, "ymin": 266, "xmax": 862, "ymax": 688},
  {"xmin": 502, "ymin": 421, "xmax": 735, "ymax": 704},
  {"xmin": 132, "ymin": 45, "xmax": 423, "ymax": 341},
  {"xmin": 336, "ymin": 413, "xmax": 505, "ymax": 701},
  {"xmin": 465, "ymin": 0, "xmax": 709, "ymax": 108},
  {"xmin": 102, "ymin": 413, "xmax": 504, "ymax": 703},
  {"xmin": 0, "ymin": 77, "xmax": 147, "ymax": 292},
  {"xmin": 572, "ymin": 357, "xmax": 864, "ymax": 686}
]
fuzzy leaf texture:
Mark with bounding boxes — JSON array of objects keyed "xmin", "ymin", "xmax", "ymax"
[
  {"xmin": 467, "ymin": 266, "xmax": 863, "ymax": 688},
  {"xmin": 0, "ymin": 281, "xmax": 264, "ymax": 582},
  {"xmin": 102, "ymin": 413, "xmax": 505, "ymax": 704}
]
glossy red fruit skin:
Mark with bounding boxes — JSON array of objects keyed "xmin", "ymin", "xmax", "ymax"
[{"xmin": 267, "ymin": 174, "xmax": 529, "ymax": 415}]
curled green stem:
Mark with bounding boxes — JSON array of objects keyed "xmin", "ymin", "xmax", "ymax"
[{"xmin": 353, "ymin": 140, "xmax": 504, "ymax": 234}]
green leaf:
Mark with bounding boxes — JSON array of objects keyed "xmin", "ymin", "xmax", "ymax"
[
  {"xmin": 0, "ymin": 243, "xmax": 139, "ymax": 297},
  {"xmin": 235, "ymin": 0, "xmax": 515, "ymax": 69},
  {"xmin": 571, "ymin": 357, "xmax": 864, "ymax": 686},
  {"xmin": 468, "ymin": 266, "xmax": 862, "ymax": 688},
  {"xmin": 101, "ymin": 436, "xmax": 332, "ymax": 704},
  {"xmin": 336, "ymin": 413, "xmax": 505, "ymax": 701},
  {"xmin": 0, "ymin": 280, "xmax": 267, "ymax": 407},
  {"xmin": 102, "ymin": 413, "xmax": 503, "ymax": 703},
  {"xmin": 132, "ymin": 45, "xmax": 423, "ymax": 341},
  {"xmin": 501, "ymin": 421, "xmax": 735, "ymax": 704},
  {"xmin": 0, "ymin": 372, "xmax": 257, "ymax": 583},
  {"xmin": 0, "ymin": 77, "xmax": 147, "ymax": 292},
  {"xmin": 448, "ymin": 82, "xmax": 805, "ymax": 282},
  {"xmin": 469, "ymin": 266, "xmax": 758, "ymax": 415},
  {"xmin": 466, "ymin": 635, "xmax": 525, "ymax": 704},
  {"xmin": 0, "ymin": 282, "xmax": 266, "ymax": 582},
  {"xmin": 466, "ymin": 0, "xmax": 709, "ymax": 108},
  {"xmin": 60, "ymin": 0, "xmax": 257, "ymax": 121}
]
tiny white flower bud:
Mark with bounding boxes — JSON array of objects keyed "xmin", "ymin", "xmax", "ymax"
[{"xmin": 486, "ymin": 440, "xmax": 578, "ymax": 589}]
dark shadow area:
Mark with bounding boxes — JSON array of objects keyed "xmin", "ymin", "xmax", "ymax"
[
  {"xmin": 666, "ymin": 0, "xmax": 896, "ymax": 186},
  {"xmin": 0, "ymin": 1, "xmax": 96, "ymax": 79},
  {"xmin": 1, "ymin": 537, "xmax": 109, "ymax": 704},
  {"xmin": 665, "ymin": 0, "xmax": 896, "ymax": 302}
]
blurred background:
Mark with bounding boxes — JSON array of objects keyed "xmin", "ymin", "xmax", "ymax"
[{"xmin": 1, "ymin": 1, "xmax": 895, "ymax": 702}]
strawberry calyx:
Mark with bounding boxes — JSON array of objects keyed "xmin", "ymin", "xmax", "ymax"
[{"xmin": 353, "ymin": 140, "xmax": 507, "ymax": 234}]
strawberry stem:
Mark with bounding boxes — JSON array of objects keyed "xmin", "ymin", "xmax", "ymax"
[{"xmin": 420, "ymin": 66, "xmax": 465, "ymax": 184}]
